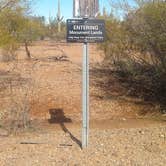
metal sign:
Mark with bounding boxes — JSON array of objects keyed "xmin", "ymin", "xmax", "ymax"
[
  {"xmin": 66, "ymin": 17, "xmax": 105, "ymax": 149},
  {"xmin": 73, "ymin": 0, "xmax": 99, "ymax": 18},
  {"xmin": 67, "ymin": 19, "xmax": 105, "ymax": 43}
]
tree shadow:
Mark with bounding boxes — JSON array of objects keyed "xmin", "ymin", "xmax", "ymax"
[
  {"xmin": 48, "ymin": 108, "xmax": 81, "ymax": 148},
  {"xmin": 90, "ymin": 66, "xmax": 166, "ymax": 114}
]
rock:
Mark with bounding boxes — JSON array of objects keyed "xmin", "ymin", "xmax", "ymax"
[
  {"xmin": 160, "ymin": 134, "xmax": 165, "ymax": 138},
  {"xmin": 139, "ymin": 130, "xmax": 145, "ymax": 135},
  {"xmin": 122, "ymin": 118, "xmax": 126, "ymax": 121}
]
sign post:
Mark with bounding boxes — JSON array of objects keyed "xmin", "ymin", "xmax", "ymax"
[
  {"xmin": 82, "ymin": 42, "xmax": 89, "ymax": 148},
  {"xmin": 67, "ymin": 17, "xmax": 105, "ymax": 149}
]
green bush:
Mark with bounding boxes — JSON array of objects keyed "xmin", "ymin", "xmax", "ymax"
[
  {"xmin": 0, "ymin": 1, "xmax": 47, "ymax": 60},
  {"xmin": 125, "ymin": 1, "xmax": 166, "ymax": 71},
  {"xmin": 101, "ymin": 1, "xmax": 166, "ymax": 109}
]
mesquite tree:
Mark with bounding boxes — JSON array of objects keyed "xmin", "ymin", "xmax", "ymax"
[{"xmin": 0, "ymin": 0, "xmax": 45, "ymax": 59}]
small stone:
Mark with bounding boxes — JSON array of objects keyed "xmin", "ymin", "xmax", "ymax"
[
  {"xmin": 160, "ymin": 134, "xmax": 165, "ymax": 138},
  {"xmin": 122, "ymin": 118, "xmax": 126, "ymax": 121},
  {"xmin": 139, "ymin": 130, "xmax": 144, "ymax": 135}
]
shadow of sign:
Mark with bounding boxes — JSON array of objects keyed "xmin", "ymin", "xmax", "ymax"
[{"xmin": 48, "ymin": 109, "xmax": 81, "ymax": 148}]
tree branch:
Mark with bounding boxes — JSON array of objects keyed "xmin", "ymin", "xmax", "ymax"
[{"xmin": 0, "ymin": 0, "xmax": 17, "ymax": 12}]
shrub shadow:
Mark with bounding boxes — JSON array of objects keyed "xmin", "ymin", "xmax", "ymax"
[{"xmin": 90, "ymin": 65, "xmax": 166, "ymax": 114}]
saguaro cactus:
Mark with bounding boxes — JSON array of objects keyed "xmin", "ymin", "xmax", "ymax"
[
  {"xmin": 57, "ymin": 0, "xmax": 63, "ymax": 33},
  {"xmin": 79, "ymin": 0, "xmax": 99, "ymax": 17}
]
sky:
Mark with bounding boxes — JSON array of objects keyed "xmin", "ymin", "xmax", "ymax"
[{"xmin": 33, "ymin": 0, "xmax": 118, "ymax": 21}]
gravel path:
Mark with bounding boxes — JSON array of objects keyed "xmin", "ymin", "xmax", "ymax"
[{"xmin": 0, "ymin": 125, "xmax": 165, "ymax": 166}]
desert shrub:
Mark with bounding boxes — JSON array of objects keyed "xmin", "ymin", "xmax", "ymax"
[
  {"xmin": 46, "ymin": 18, "xmax": 66, "ymax": 41},
  {"xmin": 6, "ymin": 87, "xmax": 31, "ymax": 133},
  {"xmin": 99, "ymin": 13, "xmax": 134, "ymax": 66},
  {"xmin": 101, "ymin": 1, "xmax": 166, "ymax": 110},
  {"xmin": 125, "ymin": 1, "xmax": 166, "ymax": 71},
  {"xmin": 0, "ymin": 73, "xmax": 32, "ymax": 133},
  {"xmin": 122, "ymin": 1, "xmax": 166, "ymax": 104},
  {"xmin": 0, "ymin": 1, "xmax": 47, "ymax": 60},
  {"xmin": 0, "ymin": 61, "xmax": 40, "ymax": 133},
  {"xmin": 51, "ymin": 30, "xmax": 66, "ymax": 41}
]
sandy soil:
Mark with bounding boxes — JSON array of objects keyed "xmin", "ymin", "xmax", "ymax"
[{"xmin": 0, "ymin": 41, "xmax": 165, "ymax": 165}]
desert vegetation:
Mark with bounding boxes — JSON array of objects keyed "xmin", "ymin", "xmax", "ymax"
[
  {"xmin": 0, "ymin": 0, "xmax": 165, "ymax": 165},
  {"xmin": 0, "ymin": 0, "xmax": 66, "ymax": 61},
  {"xmin": 99, "ymin": 0, "xmax": 166, "ymax": 114},
  {"xmin": 0, "ymin": 0, "xmax": 66, "ymax": 132},
  {"xmin": 0, "ymin": 0, "xmax": 165, "ymax": 133}
]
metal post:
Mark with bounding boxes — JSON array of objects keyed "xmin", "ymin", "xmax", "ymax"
[{"xmin": 82, "ymin": 42, "xmax": 89, "ymax": 149}]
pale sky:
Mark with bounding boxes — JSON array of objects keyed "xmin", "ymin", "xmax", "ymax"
[
  {"xmin": 34, "ymin": 0, "xmax": 117, "ymax": 20},
  {"xmin": 33, "ymin": 0, "xmax": 136, "ymax": 21}
]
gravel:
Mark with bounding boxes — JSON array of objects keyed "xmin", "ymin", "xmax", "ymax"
[{"xmin": 0, "ymin": 125, "xmax": 165, "ymax": 166}]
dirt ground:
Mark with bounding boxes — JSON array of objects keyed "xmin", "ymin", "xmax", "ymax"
[{"xmin": 0, "ymin": 41, "xmax": 165, "ymax": 165}]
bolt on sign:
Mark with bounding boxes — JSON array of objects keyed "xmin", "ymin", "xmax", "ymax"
[{"xmin": 67, "ymin": 19, "xmax": 105, "ymax": 43}]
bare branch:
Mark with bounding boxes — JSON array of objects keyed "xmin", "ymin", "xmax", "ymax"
[{"xmin": 0, "ymin": 0, "xmax": 17, "ymax": 12}]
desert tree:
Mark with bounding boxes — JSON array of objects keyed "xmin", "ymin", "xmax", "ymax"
[
  {"xmin": 0, "ymin": 0, "xmax": 46, "ymax": 59},
  {"xmin": 16, "ymin": 16, "xmax": 46, "ymax": 59}
]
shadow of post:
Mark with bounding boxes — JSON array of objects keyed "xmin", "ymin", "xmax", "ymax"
[{"xmin": 48, "ymin": 109, "xmax": 81, "ymax": 148}]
